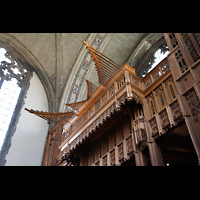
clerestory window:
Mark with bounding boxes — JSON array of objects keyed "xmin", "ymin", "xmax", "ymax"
[
  {"xmin": 0, "ymin": 78, "xmax": 21, "ymax": 150},
  {"xmin": 0, "ymin": 45, "xmax": 32, "ymax": 164},
  {"xmin": 142, "ymin": 45, "xmax": 169, "ymax": 77},
  {"xmin": 149, "ymin": 48, "xmax": 169, "ymax": 71}
]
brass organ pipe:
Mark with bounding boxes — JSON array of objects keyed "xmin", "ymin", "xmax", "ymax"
[
  {"xmin": 87, "ymin": 46, "xmax": 102, "ymax": 84},
  {"xmin": 92, "ymin": 55, "xmax": 121, "ymax": 74},
  {"xmin": 85, "ymin": 44, "xmax": 120, "ymax": 68},
  {"xmin": 94, "ymin": 53, "xmax": 121, "ymax": 71},
  {"xmin": 93, "ymin": 60, "xmax": 117, "ymax": 77},
  {"xmin": 97, "ymin": 65, "xmax": 120, "ymax": 83},
  {"xmin": 94, "ymin": 64, "xmax": 115, "ymax": 80},
  {"xmin": 84, "ymin": 44, "xmax": 121, "ymax": 74},
  {"xmin": 84, "ymin": 41, "xmax": 123, "ymax": 85},
  {"xmin": 94, "ymin": 63, "xmax": 102, "ymax": 83},
  {"xmin": 89, "ymin": 53, "xmax": 120, "ymax": 72},
  {"xmin": 92, "ymin": 57, "xmax": 120, "ymax": 76},
  {"xmin": 92, "ymin": 63, "xmax": 112, "ymax": 79}
]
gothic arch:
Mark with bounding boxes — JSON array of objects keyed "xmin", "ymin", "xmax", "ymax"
[{"xmin": 0, "ymin": 33, "xmax": 54, "ymax": 112}]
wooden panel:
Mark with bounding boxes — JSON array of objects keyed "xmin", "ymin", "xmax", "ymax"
[
  {"xmin": 154, "ymin": 85, "xmax": 167, "ymax": 112},
  {"xmin": 159, "ymin": 108, "xmax": 170, "ymax": 134},
  {"xmin": 95, "ymin": 160, "xmax": 100, "ymax": 166},
  {"xmin": 88, "ymin": 149, "xmax": 94, "ymax": 166},
  {"xmin": 109, "ymin": 130, "xmax": 115, "ymax": 150},
  {"xmin": 169, "ymin": 100, "xmax": 182, "ymax": 123},
  {"xmin": 177, "ymin": 72, "xmax": 194, "ymax": 95},
  {"xmin": 123, "ymin": 116, "xmax": 130, "ymax": 139},
  {"xmin": 149, "ymin": 117, "xmax": 159, "ymax": 137},
  {"xmin": 168, "ymin": 47, "xmax": 182, "ymax": 78},
  {"xmin": 165, "ymin": 78, "xmax": 177, "ymax": 103},
  {"xmin": 192, "ymin": 62, "xmax": 200, "ymax": 80},
  {"xmin": 126, "ymin": 135, "xmax": 133, "ymax": 154},
  {"xmin": 102, "ymin": 136, "xmax": 108, "ymax": 156},
  {"xmin": 110, "ymin": 148, "xmax": 115, "ymax": 166},
  {"xmin": 147, "ymin": 93, "xmax": 157, "ymax": 117},
  {"xmin": 116, "ymin": 124, "xmax": 122, "ymax": 145},
  {"xmin": 102, "ymin": 154, "xmax": 107, "ymax": 166},
  {"xmin": 95, "ymin": 142, "xmax": 100, "ymax": 161},
  {"xmin": 118, "ymin": 141, "xmax": 124, "ymax": 161},
  {"xmin": 89, "ymin": 104, "xmax": 95, "ymax": 117}
]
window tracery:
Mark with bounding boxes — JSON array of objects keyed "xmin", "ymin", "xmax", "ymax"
[
  {"xmin": 142, "ymin": 44, "xmax": 169, "ymax": 77},
  {"xmin": 0, "ymin": 44, "xmax": 33, "ymax": 165},
  {"xmin": 0, "ymin": 48, "xmax": 29, "ymax": 88}
]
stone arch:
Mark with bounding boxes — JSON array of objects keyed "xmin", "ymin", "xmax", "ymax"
[{"xmin": 0, "ymin": 33, "xmax": 54, "ymax": 112}]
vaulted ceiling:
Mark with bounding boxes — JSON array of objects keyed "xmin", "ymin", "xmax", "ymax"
[{"xmin": 0, "ymin": 33, "xmax": 165, "ymax": 113}]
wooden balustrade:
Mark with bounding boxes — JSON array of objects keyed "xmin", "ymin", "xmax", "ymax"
[{"xmin": 142, "ymin": 57, "xmax": 169, "ymax": 89}]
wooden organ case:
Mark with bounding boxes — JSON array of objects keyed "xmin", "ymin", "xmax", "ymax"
[{"xmin": 27, "ymin": 33, "xmax": 200, "ymax": 166}]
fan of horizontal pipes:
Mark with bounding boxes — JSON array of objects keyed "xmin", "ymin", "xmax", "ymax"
[
  {"xmin": 83, "ymin": 41, "xmax": 122, "ymax": 85},
  {"xmin": 25, "ymin": 80, "xmax": 98, "ymax": 125},
  {"xmin": 25, "ymin": 41, "xmax": 122, "ymax": 125}
]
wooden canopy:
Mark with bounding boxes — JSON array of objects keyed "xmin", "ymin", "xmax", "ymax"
[{"xmin": 83, "ymin": 41, "xmax": 123, "ymax": 85}]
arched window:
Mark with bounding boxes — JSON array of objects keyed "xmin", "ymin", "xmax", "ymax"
[
  {"xmin": 0, "ymin": 44, "xmax": 32, "ymax": 164},
  {"xmin": 0, "ymin": 78, "xmax": 21, "ymax": 150},
  {"xmin": 142, "ymin": 44, "xmax": 169, "ymax": 77},
  {"xmin": 150, "ymin": 48, "xmax": 169, "ymax": 70},
  {"xmin": 147, "ymin": 46, "xmax": 169, "ymax": 76}
]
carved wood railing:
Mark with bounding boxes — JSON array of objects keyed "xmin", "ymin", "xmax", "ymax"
[{"xmin": 142, "ymin": 57, "xmax": 169, "ymax": 89}]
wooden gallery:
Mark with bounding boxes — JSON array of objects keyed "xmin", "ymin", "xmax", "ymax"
[{"xmin": 26, "ymin": 33, "xmax": 200, "ymax": 166}]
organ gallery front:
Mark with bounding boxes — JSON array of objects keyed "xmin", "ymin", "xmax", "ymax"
[{"xmin": 26, "ymin": 33, "xmax": 200, "ymax": 166}]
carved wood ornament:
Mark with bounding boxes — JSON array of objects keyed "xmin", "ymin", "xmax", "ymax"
[
  {"xmin": 184, "ymin": 88, "xmax": 200, "ymax": 123},
  {"xmin": 24, "ymin": 34, "xmax": 200, "ymax": 166}
]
